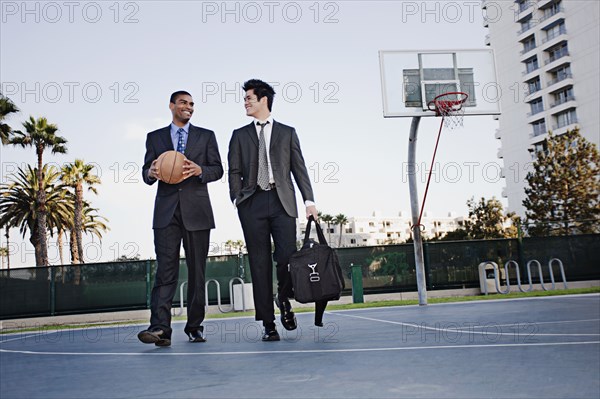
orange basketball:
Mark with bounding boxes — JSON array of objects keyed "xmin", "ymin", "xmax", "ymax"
[{"xmin": 156, "ymin": 150, "xmax": 186, "ymax": 184}]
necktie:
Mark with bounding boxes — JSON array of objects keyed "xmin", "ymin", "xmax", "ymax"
[
  {"xmin": 176, "ymin": 128, "xmax": 186, "ymax": 153},
  {"xmin": 257, "ymin": 121, "xmax": 270, "ymax": 190}
]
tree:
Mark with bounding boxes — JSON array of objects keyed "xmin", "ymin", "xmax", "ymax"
[
  {"xmin": 463, "ymin": 196, "xmax": 518, "ymax": 239},
  {"xmin": 61, "ymin": 159, "xmax": 101, "ymax": 263},
  {"xmin": 0, "ymin": 247, "xmax": 8, "ymax": 269},
  {"xmin": 523, "ymin": 128, "xmax": 600, "ymax": 236},
  {"xmin": 0, "ymin": 165, "xmax": 72, "ymax": 266},
  {"xmin": 9, "ymin": 117, "xmax": 67, "ymax": 265},
  {"xmin": 320, "ymin": 213, "xmax": 334, "ymax": 243},
  {"xmin": 0, "ymin": 93, "xmax": 19, "ymax": 145},
  {"xmin": 334, "ymin": 213, "xmax": 348, "ymax": 247}
]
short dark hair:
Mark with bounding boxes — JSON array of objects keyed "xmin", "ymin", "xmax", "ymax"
[
  {"xmin": 242, "ymin": 79, "xmax": 275, "ymax": 111},
  {"xmin": 170, "ymin": 90, "xmax": 192, "ymax": 104}
]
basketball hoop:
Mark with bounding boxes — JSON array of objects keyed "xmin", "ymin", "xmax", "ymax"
[{"xmin": 427, "ymin": 92, "xmax": 468, "ymax": 129}]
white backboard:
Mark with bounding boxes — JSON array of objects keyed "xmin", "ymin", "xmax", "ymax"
[{"xmin": 379, "ymin": 49, "xmax": 501, "ymax": 118}]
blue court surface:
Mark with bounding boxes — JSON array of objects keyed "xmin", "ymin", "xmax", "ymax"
[{"xmin": 1, "ymin": 294, "xmax": 599, "ymax": 399}]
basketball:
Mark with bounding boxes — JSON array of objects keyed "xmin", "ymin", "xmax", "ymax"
[{"xmin": 156, "ymin": 150, "xmax": 186, "ymax": 184}]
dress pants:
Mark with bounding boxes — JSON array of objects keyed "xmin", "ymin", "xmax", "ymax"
[
  {"xmin": 238, "ymin": 188, "xmax": 297, "ymax": 324},
  {"xmin": 150, "ymin": 205, "xmax": 210, "ymax": 336}
]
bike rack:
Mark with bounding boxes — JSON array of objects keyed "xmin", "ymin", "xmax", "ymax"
[
  {"xmin": 480, "ymin": 258, "xmax": 568, "ymax": 295},
  {"xmin": 173, "ymin": 277, "xmax": 248, "ymax": 316}
]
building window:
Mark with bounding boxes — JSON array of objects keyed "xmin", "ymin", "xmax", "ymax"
[
  {"xmin": 544, "ymin": 21, "xmax": 566, "ymax": 43},
  {"xmin": 554, "ymin": 109, "xmax": 577, "ymax": 129},
  {"xmin": 552, "ymin": 87, "xmax": 574, "ymax": 107},
  {"xmin": 531, "ymin": 141, "xmax": 548, "ymax": 156},
  {"xmin": 546, "ymin": 43, "xmax": 569, "ymax": 64},
  {"xmin": 350, "ymin": 239, "xmax": 356, "ymax": 244},
  {"xmin": 519, "ymin": 15, "xmax": 535, "ymax": 34},
  {"xmin": 548, "ymin": 65, "xmax": 572, "ymax": 86},
  {"xmin": 542, "ymin": 1, "xmax": 563, "ymax": 21},
  {"xmin": 529, "ymin": 98, "xmax": 544, "ymax": 115},
  {"xmin": 517, "ymin": 0, "xmax": 532, "ymax": 13},
  {"xmin": 524, "ymin": 56, "xmax": 539, "ymax": 74},
  {"xmin": 531, "ymin": 119, "xmax": 547, "ymax": 137},
  {"xmin": 527, "ymin": 77, "xmax": 541, "ymax": 95},
  {"xmin": 345, "ymin": 228, "xmax": 353, "ymax": 234},
  {"xmin": 521, "ymin": 35, "xmax": 536, "ymax": 54}
]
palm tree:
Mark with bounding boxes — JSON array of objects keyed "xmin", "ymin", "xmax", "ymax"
[
  {"xmin": 334, "ymin": 213, "xmax": 348, "ymax": 247},
  {"xmin": 81, "ymin": 202, "xmax": 109, "ymax": 241},
  {"xmin": 0, "ymin": 246, "xmax": 8, "ymax": 269},
  {"xmin": 61, "ymin": 159, "xmax": 100, "ymax": 263},
  {"xmin": 9, "ymin": 117, "xmax": 67, "ymax": 265},
  {"xmin": 3, "ymin": 226, "xmax": 10, "ymax": 269},
  {"xmin": 320, "ymin": 213, "xmax": 334, "ymax": 243},
  {"xmin": 0, "ymin": 165, "xmax": 71, "ymax": 266},
  {"xmin": 0, "ymin": 94, "xmax": 19, "ymax": 144}
]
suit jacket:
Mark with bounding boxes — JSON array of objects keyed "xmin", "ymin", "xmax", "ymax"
[
  {"xmin": 142, "ymin": 124, "xmax": 223, "ymax": 230},
  {"xmin": 228, "ymin": 120, "xmax": 314, "ymax": 218}
]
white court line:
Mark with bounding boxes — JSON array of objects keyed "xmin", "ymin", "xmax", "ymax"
[
  {"xmin": 332, "ymin": 312, "xmax": 600, "ymax": 337},
  {"xmin": 470, "ymin": 318, "xmax": 600, "ymax": 329},
  {"xmin": 0, "ymin": 340, "xmax": 598, "ymax": 356}
]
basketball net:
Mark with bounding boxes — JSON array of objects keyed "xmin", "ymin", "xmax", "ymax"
[{"xmin": 428, "ymin": 92, "xmax": 468, "ymax": 129}]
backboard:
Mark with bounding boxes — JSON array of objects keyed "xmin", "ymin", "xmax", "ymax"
[{"xmin": 379, "ymin": 49, "xmax": 501, "ymax": 118}]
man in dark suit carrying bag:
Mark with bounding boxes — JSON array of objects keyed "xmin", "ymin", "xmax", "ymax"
[
  {"xmin": 228, "ymin": 79, "xmax": 318, "ymax": 341},
  {"xmin": 138, "ymin": 91, "xmax": 223, "ymax": 346}
]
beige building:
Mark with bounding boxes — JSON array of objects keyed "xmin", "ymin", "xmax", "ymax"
[
  {"xmin": 298, "ymin": 211, "xmax": 465, "ymax": 248},
  {"xmin": 482, "ymin": 0, "xmax": 600, "ymax": 216}
]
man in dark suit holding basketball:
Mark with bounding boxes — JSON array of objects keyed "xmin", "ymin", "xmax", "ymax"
[
  {"xmin": 228, "ymin": 79, "xmax": 318, "ymax": 341},
  {"xmin": 138, "ymin": 91, "xmax": 223, "ymax": 346}
]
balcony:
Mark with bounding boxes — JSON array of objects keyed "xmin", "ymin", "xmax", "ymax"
[
  {"xmin": 485, "ymin": 34, "xmax": 491, "ymax": 46},
  {"xmin": 494, "ymin": 129, "xmax": 501, "ymax": 139},
  {"xmin": 551, "ymin": 95, "xmax": 575, "ymax": 108},
  {"xmin": 542, "ymin": 26, "xmax": 567, "ymax": 44},
  {"xmin": 524, "ymin": 85, "xmax": 542, "ymax": 97},
  {"xmin": 517, "ymin": 21, "xmax": 537, "ymax": 36},
  {"xmin": 545, "ymin": 50, "xmax": 570, "ymax": 66},
  {"xmin": 530, "ymin": 125, "xmax": 548, "ymax": 138},
  {"xmin": 547, "ymin": 72, "xmax": 573, "ymax": 89},
  {"xmin": 539, "ymin": 6, "xmax": 564, "ymax": 23},
  {"xmin": 526, "ymin": 107, "xmax": 545, "ymax": 117},
  {"xmin": 552, "ymin": 115, "xmax": 579, "ymax": 131},
  {"xmin": 522, "ymin": 65, "xmax": 540, "ymax": 77},
  {"xmin": 497, "ymin": 148, "xmax": 503, "ymax": 159},
  {"xmin": 520, "ymin": 44, "xmax": 537, "ymax": 55},
  {"xmin": 516, "ymin": 2, "xmax": 534, "ymax": 22}
]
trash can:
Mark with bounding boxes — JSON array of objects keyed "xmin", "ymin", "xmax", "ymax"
[
  {"xmin": 478, "ymin": 262, "xmax": 499, "ymax": 295},
  {"xmin": 232, "ymin": 282, "xmax": 254, "ymax": 311}
]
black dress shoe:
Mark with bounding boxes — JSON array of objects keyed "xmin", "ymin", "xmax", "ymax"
[
  {"xmin": 262, "ymin": 326, "xmax": 280, "ymax": 342},
  {"xmin": 137, "ymin": 328, "xmax": 171, "ymax": 347},
  {"xmin": 185, "ymin": 329, "xmax": 206, "ymax": 343},
  {"xmin": 275, "ymin": 296, "xmax": 297, "ymax": 331}
]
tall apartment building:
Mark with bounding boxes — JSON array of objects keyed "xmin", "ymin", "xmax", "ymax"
[{"xmin": 482, "ymin": 0, "xmax": 600, "ymax": 216}]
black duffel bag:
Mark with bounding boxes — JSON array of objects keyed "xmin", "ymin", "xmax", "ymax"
[{"xmin": 289, "ymin": 216, "xmax": 344, "ymax": 325}]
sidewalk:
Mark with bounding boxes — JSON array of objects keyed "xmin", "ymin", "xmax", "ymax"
[{"xmin": 1, "ymin": 280, "xmax": 597, "ymax": 332}]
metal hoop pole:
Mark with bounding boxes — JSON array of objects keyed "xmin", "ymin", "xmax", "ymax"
[{"xmin": 408, "ymin": 116, "xmax": 427, "ymax": 306}]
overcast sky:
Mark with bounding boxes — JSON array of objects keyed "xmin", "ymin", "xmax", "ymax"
[{"xmin": 1, "ymin": 1, "xmax": 509, "ymax": 267}]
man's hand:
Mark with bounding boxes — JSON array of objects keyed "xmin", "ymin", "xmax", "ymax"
[
  {"xmin": 306, "ymin": 205, "xmax": 318, "ymax": 221},
  {"xmin": 182, "ymin": 159, "xmax": 202, "ymax": 179},
  {"xmin": 149, "ymin": 159, "xmax": 161, "ymax": 180}
]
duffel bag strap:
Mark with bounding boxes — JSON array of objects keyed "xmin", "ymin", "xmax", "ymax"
[{"xmin": 304, "ymin": 215, "xmax": 329, "ymax": 246}]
